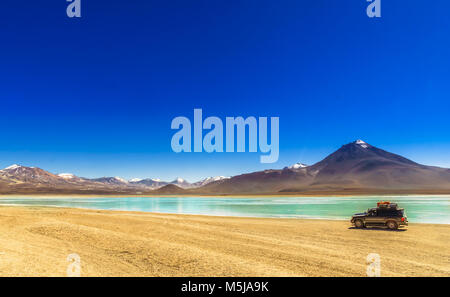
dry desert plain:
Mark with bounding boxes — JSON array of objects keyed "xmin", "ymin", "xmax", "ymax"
[{"xmin": 0, "ymin": 206, "xmax": 448, "ymax": 277}]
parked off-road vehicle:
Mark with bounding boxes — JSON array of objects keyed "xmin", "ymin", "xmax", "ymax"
[{"xmin": 351, "ymin": 201, "xmax": 408, "ymax": 230}]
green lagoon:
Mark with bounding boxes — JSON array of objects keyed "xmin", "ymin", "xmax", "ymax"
[{"xmin": 0, "ymin": 196, "xmax": 449, "ymax": 224}]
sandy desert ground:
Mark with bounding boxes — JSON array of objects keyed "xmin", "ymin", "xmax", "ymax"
[{"xmin": 0, "ymin": 206, "xmax": 448, "ymax": 277}]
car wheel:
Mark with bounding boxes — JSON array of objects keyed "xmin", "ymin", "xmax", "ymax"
[
  {"xmin": 387, "ymin": 221, "xmax": 398, "ymax": 230},
  {"xmin": 355, "ymin": 219, "xmax": 364, "ymax": 228}
]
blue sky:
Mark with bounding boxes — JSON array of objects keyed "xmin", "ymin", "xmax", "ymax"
[{"xmin": 0, "ymin": 1, "xmax": 449, "ymax": 181}]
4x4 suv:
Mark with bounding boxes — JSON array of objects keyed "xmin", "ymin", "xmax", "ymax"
[{"xmin": 351, "ymin": 201, "xmax": 408, "ymax": 230}]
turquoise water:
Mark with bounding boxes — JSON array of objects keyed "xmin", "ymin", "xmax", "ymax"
[{"xmin": 0, "ymin": 196, "xmax": 449, "ymax": 224}]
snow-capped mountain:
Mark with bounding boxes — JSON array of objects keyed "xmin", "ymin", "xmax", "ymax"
[
  {"xmin": 58, "ymin": 173, "xmax": 75, "ymax": 179},
  {"xmin": 3, "ymin": 164, "xmax": 22, "ymax": 171},
  {"xmin": 288, "ymin": 163, "xmax": 308, "ymax": 170},
  {"xmin": 129, "ymin": 178, "xmax": 142, "ymax": 182},
  {"xmin": 0, "ymin": 164, "xmax": 65, "ymax": 184},
  {"xmin": 91, "ymin": 176, "xmax": 129, "ymax": 185},
  {"xmin": 129, "ymin": 178, "xmax": 169, "ymax": 189},
  {"xmin": 0, "ymin": 165, "xmax": 89, "ymax": 186},
  {"xmin": 129, "ymin": 176, "xmax": 229, "ymax": 189},
  {"xmin": 170, "ymin": 177, "xmax": 192, "ymax": 188},
  {"xmin": 191, "ymin": 176, "xmax": 230, "ymax": 187},
  {"xmin": 202, "ymin": 139, "xmax": 450, "ymax": 194},
  {"xmin": 129, "ymin": 176, "xmax": 230, "ymax": 189},
  {"xmin": 354, "ymin": 139, "xmax": 370, "ymax": 149}
]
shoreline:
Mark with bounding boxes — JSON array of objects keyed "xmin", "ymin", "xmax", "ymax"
[
  {"xmin": 0, "ymin": 206, "xmax": 448, "ymax": 276},
  {"xmin": 1, "ymin": 193, "xmax": 450, "ymax": 198},
  {"xmin": 1, "ymin": 195, "xmax": 449, "ymax": 225},
  {"xmin": 0, "ymin": 204, "xmax": 449, "ymax": 225}
]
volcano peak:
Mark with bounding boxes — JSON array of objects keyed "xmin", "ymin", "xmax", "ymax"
[{"xmin": 354, "ymin": 139, "xmax": 369, "ymax": 148}]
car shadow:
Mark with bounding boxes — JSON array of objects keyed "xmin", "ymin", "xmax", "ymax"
[{"xmin": 348, "ymin": 227, "xmax": 407, "ymax": 232}]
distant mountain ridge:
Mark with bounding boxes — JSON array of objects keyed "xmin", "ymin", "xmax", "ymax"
[
  {"xmin": 0, "ymin": 164, "xmax": 230, "ymax": 193},
  {"xmin": 1, "ymin": 140, "xmax": 449, "ymax": 195}
]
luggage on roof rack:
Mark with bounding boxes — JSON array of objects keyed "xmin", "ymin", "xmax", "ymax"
[
  {"xmin": 377, "ymin": 201, "xmax": 390, "ymax": 206},
  {"xmin": 377, "ymin": 201, "xmax": 398, "ymax": 209}
]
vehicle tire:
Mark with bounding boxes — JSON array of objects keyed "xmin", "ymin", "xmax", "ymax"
[
  {"xmin": 386, "ymin": 221, "xmax": 398, "ymax": 230},
  {"xmin": 354, "ymin": 219, "xmax": 364, "ymax": 228}
]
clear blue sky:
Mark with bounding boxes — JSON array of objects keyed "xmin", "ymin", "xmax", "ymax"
[{"xmin": 1, "ymin": 1, "xmax": 449, "ymax": 182}]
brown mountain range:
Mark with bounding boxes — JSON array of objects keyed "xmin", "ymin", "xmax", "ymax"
[{"xmin": 1, "ymin": 140, "xmax": 449, "ymax": 195}]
